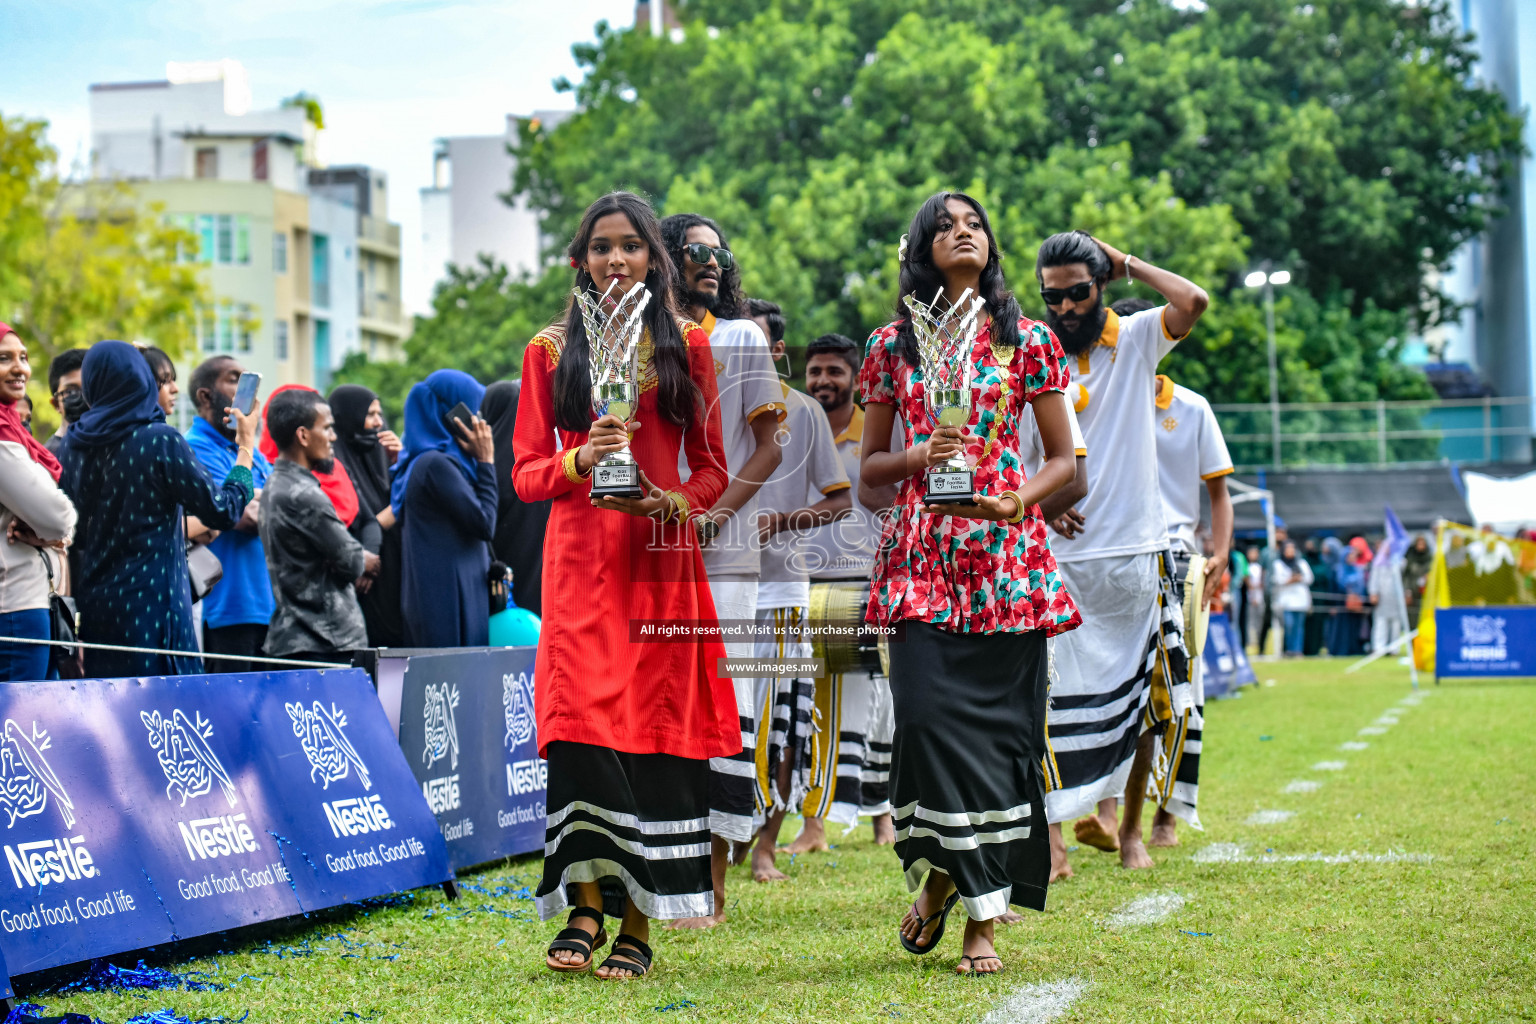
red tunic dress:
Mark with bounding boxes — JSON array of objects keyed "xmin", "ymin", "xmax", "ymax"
[{"xmin": 512, "ymin": 317, "xmax": 738, "ymax": 761}]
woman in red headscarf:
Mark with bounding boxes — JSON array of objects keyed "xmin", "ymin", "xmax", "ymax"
[{"xmin": 0, "ymin": 324, "xmax": 79, "ymax": 681}]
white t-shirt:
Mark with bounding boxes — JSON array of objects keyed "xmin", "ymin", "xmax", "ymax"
[
  {"xmin": 756, "ymin": 385, "xmax": 852, "ymax": 609},
  {"xmin": 1049, "ymin": 306, "xmax": 1183, "ymax": 564},
  {"xmin": 1154, "ymin": 377, "xmax": 1234, "ymax": 555},
  {"xmin": 1019, "ymin": 394, "xmax": 1087, "ymax": 480},
  {"xmin": 801, "ymin": 404, "xmax": 905, "ymax": 581},
  {"xmin": 677, "ymin": 314, "xmax": 785, "ymax": 577}
]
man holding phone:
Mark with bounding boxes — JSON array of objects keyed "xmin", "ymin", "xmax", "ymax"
[{"xmin": 186, "ymin": 355, "xmax": 272, "ymax": 673}]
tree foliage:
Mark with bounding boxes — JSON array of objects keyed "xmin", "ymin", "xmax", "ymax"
[
  {"xmin": 500, "ymin": 0, "xmax": 1519, "ymax": 406},
  {"xmin": 0, "ymin": 113, "xmax": 208, "ymax": 432},
  {"xmin": 335, "ymin": 256, "xmax": 569, "ymax": 424}
]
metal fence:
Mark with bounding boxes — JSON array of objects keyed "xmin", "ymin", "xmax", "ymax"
[{"xmin": 1212, "ymin": 396, "xmax": 1534, "ymax": 470}]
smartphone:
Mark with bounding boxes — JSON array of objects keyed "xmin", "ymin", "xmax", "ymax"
[
  {"xmin": 444, "ymin": 401, "xmax": 475, "ymax": 438},
  {"xmin": 225, "ymin": 372, "xmax": 261, "ymax": 429}
]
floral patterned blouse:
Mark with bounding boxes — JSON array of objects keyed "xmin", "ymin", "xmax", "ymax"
[{"xmin": 858, "ymin": 314, "xmax": 1082, "ymax": 637}]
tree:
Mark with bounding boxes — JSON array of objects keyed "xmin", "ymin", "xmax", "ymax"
[
  {"xmin": 333, "ymin": 256, "xmax": 570, "ymax": 425},
  {"xmin": 0, "ymin": 113, "xmax": 207, "ymax": 433},
  {"xmin": 510, "ymin": 0, "xmax": 1522, "ymax": 407}
]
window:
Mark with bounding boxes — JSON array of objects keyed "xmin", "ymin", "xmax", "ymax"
[
  {"xmin": 195, "ymin": 147, "xmax": 218, "ymax": 179},
  {"xmin": 253, "ymin": 140, "xmax": 268, "ymax": 182},
  {"xmin": 273, "ymin": 231, "xmax": 288, "ymax": 273},
  {"xmin": 216, "ymin": 215, "xmax": 233, "ymax": 264},
  {"xmin": 237, "ymin": 306, "xmax": 253, "ymax": 353},
  {"xmin": 235, "ymin": 216, "xmax": 250, "ymax": 265},
  {"xmin": 312, "ymin": 234, "xmax": 330, "ymax": 309},
  {"xmin": 198, "ymin": 215, "xmax": 215, "ymax": 265},
  {"xmin": 274, "ymin": 319, "xmax": 290, "ymax": 361},
  {"xmin": 198, "ymin": 308, "xmax": 216, "ymax": 353},
  {"xmin": 314, "ymin": 319, "xmax": 332, "ymax": 389},
  {"xmin": 217, "ymin": 302, "xmax": 234, "ymax": 353},
  {"xmin": 170, "ymin": 213, "xmax": 196, "ymax": 263}
]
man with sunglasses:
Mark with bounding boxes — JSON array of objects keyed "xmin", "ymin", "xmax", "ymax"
[
  {"xmin": 44, "ymin": 348, "xmax": 89, "ymax": 455},
  {"xmin": 1033, "ymin": 230, "xmax": 1209, "ymax": 879},
  {"xmin": 660, "ymin": 212, "xmax": 784, "ymax": 929}
]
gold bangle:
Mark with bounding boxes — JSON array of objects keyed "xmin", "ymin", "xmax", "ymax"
[
  {"xmin": 1002, "ymin": 490, "xmax": 1027, "ymax": 524},
  {"xmin": 665, "ymin": 490, "xmax": 691, "ymax": 524},
  {"xmin": 562, "ymin": 447, "xmax": 588, "ymax": 484}
]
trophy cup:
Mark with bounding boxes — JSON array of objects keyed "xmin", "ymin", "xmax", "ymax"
[
  {"xmin": 574, "ymin": 280, "xmax": 650, "ymax": 499},
  {"xmin": 903, "ymin": 287, "xmax": 985, "ymax": 504}
]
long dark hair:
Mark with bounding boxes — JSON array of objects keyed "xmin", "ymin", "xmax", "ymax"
[
  {"xmin": 660, "ymin": 213, "xmax": 746, "ymax": 321},
  {"xmin": 892, "ymin": 192, "xmax": 1020, "ymax": 368},
  {"xmin": 552, "ymin": 192, "xmax": 698, "ymax": 432}
]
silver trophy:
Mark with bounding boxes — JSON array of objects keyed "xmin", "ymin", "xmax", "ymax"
[
  {"xmin": 903, "ymin": 286, "xmax": 985, "ymax": 504},
  {"xmin": 574, "ymin": 280, "xmax": 650, "ymax": 498}
]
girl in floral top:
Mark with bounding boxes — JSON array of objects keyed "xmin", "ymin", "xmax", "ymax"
[{"xmin": 858, "ymin": 192, "xmax": 1082, "ymax": 975}]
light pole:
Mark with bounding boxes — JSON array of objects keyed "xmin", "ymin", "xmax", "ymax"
[{"xmin": 1245, "ymin": 264, "xmax": 1291, "ymax": 468}]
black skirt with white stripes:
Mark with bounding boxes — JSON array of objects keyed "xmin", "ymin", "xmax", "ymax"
[
  {"xmin": 888, "ymin": 621, "xmax": 1052, "ymax": 920},
  {"xmin": 536, "ymin": 741, "xmax": 714, "ymax": 922}
]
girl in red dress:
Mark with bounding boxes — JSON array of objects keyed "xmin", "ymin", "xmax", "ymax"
[{"xmin": 512, "ymin": 192, "xmax": 736, "ymax": 980}]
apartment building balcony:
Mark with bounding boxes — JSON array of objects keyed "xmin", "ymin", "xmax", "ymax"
[
  {"xmin": 358, "ymin": 214, "xmax": 400, "ymax": 258},
  {"xmin": 360, "ymin": 290, "xmax": 407, "ymax": 338}
]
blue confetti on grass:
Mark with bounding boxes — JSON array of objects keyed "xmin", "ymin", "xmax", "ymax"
[
  {"xmin": 654, "ymin": 999, "xmax": 697, "ymax": 1012},
  {"xmin": 124, "ymin": 1011, "xmax": 249, "ymax": 1024},
  {"xmin": 55, "ymin": 959, "xmax": 240, "ymax": 995},
  {"xmin": 1181, "ymin": 931, "xmax": 1213, "ymax": 938}
]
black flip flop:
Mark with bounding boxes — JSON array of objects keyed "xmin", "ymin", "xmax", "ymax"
[
  {"xmin": 899, "ymin": 890, "xmax": 960, "ymax": 954},
  {"xmin": 597, "ymin": 933, "xmax": 654, "ymax": 979},
  {"xmin": 546, "ymin": 906, "xmax": 608, "ymax": 973},
  {"xmin": 956, "ymin": 954, "xmax": 1003, "ymax": 975}
]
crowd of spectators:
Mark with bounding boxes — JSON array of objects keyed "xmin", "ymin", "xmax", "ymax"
[{"xmin": 0, "ymin": 324, "xmax": 550, "ymax": 682}]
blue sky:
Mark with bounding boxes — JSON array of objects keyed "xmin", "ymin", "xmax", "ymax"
[{"xmin": 2, "ymin": 0, "xmax": 627, "ymax": 312}]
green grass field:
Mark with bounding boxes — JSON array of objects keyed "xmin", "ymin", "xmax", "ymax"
[{"xmin": 23, "ymin": 660, "xmax": 1536, "ymax": 1023}]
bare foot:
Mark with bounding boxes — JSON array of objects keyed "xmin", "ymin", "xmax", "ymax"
[
  {"xmin": 872, "ymin": 813, "xmax": 896, "ymax": 846},
  {"xmin": 1074, "ymin": 814, "xmax": 1120, "ymax": 852},
  {"xmin": 781, "ymin": 817, "xmax": 830, "ymax": 854},
  {"xmin": 994, "ymin": 910, "xmax": 1025, "ymax": 926},
  {"xmin": 666, "ymin": 912, "xmax": 724, "ymax": 930},
  {"xmin": 955, "ymin": 917, "xmax": 1001, "ymax": 975},
  {"xmin": 1119, "ymin": 831, "xmax": 1154, "ymax": 870},
  {"xmin": 1048, "ymin": 822, "xmax": 1074, "ymax": 882},
  {"xmin": 751, "ymin": 843, "xmax": 787, "ymax": 882},
  {"xmin": 1148, "ymin": 810, "xmax": 1179, "ymax": 848},
  {"xmin": 730, "ymin": 840, "xmax": 753, "ymax": 865}
]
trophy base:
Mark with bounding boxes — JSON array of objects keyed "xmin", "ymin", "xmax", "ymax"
[
  {"xmin": 591, "ymin": 462, "xmax": 644, "ymax": 499},
  {"xmin": 924, "ymin": 468, "xmax": 975, "ymax": 505}
]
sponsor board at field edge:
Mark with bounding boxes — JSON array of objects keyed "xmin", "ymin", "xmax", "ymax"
[
  {"xmin": 1435, "ymin": 606, "xmax": 1536, "ymax": 677},
  {"xmin": 388, "ymin": 648, "xmax": 546, "ymax": 871},
  {"xmin": 0, "ymin": 670, "xmax": 452, "ymax": 975}
]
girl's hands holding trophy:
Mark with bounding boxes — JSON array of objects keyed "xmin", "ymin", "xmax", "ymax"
[
  {"xmin": 917, "ymin": 424, "xmax": 966, "ymax": 469},
  {"xmin": 585, "ymin": 416, "xmax": 670, "ymax": 519}
]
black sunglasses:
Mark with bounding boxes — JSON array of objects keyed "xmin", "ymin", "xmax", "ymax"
[
  {"xmin": 1039, "ymin": 281, "xmax": 1095, "ymax": 306},
  {"xmin": 683, "ymin": 242, "xmax": 735, "ymax": 271}
]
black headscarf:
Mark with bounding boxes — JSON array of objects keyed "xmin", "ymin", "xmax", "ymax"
[
  {"xmin": 326, "ymin": 383, "xmax": 406, "ymax": 647},
  {"xmin": 328, "ymin": 384, "xmax": 391, "ymax": 514},
  {"xmin": 481, "ymin": 380, "xmax": 549, "ymax": 616}
]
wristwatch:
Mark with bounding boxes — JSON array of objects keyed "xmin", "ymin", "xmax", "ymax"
[{"xmin": 696, "ymin": 516, "xmax": 721, "ymax": 543}]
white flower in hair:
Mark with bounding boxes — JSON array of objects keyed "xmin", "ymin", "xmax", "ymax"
[{"xmin": 897, "ymin": 233, "xmax": 909, "ymax": 263}]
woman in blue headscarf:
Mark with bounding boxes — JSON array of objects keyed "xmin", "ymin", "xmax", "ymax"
[
  {"xmin": 393, "ymin": 369, "xmax": 500, "ymax": 647},
  {"xmin": 58, "ymin": 341, "xmax": 258, "ymax": 677}
]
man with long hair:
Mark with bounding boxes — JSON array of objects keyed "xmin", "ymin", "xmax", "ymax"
[
  {"xmin": 1035, "ymin": 230, "xmax": 1209, "ymax": 876},
  {"xmin": 659, "ymin": 212, "xmax": 784, "ymax": 928}
]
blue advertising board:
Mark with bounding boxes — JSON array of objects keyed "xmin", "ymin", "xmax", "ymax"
[
  {"xmin": 1202, "ymin": 612, "xmax": 1257, "ymax": 699},
  {"xmin": 1435, "ymin": 606, "xmax": 1536, "ymax": 678},
  {"xmin": 372, "ymin": 648, "xmax": 546, "ymax": 872},
  {"xmin": 0, "ymin": 669, "xmax": 453, "ymax": 976}
]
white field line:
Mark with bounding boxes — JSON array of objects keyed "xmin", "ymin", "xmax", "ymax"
[
  {"xmin": 1244, "ymin": 809, "xmax": 1296, "ymax": 825},
  {"xmin": 1339, "ymin": 741, "xmax": 1370, "ymax": 751},
  {"xmin": 1359, "ymin": 726, "xmax": 1389, "ymax": 736},
  {"xmin": 1193, "ymin": 843, "xmax": 1432, "ymax": 865},
  {"xmin": 980, "ymin": 978, "xmax": 1088, "ymax": 1024},
  {"xmin": 1312, "ymin": 760, "xmax": 1348, "ymax": 771},
  {"xmin": 1104, "ymin": 892, "xmax": 1187, "ymax": 928},
  {"xmin": 1283, "ymin": 779, "xmax": 1322, "ymax": 793}
]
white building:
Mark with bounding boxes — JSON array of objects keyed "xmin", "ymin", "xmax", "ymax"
[
  {"xmin": 88, "ymin": 60, "xmax": 406, "ymax": 398},
  {"xmin": 418, "ymin": 111, "xmax": 570, "ymax": 298}
]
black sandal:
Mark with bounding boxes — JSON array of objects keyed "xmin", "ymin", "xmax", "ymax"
[
  {"xmin": 899, "ymin": 890, "xmax": 960, "ymax": 955},
  {"xmin": 956, "ymin": 954, "xmax": 1003, "ymax": 975},
  {"xmin": 597, "ymin": 934, "xmax": 653, "ymax": 980},
  {"xmin": 546, "ymin": 906, "xmax": 608, "ymax": 973}
]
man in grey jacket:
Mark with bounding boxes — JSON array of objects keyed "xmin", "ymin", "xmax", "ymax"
[{"xmin": 259, "ymin": 389, "xmax": 373, "ymax": 664}]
